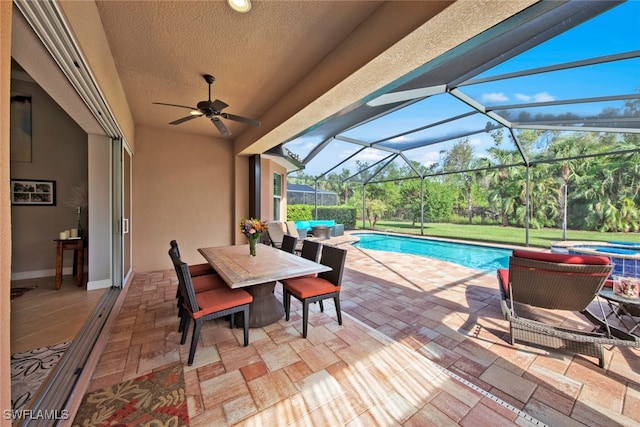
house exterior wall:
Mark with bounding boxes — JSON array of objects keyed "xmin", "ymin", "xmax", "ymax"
[
  {"xmin": 131, "ymin": 126, "xmax": 237, "ymax": 271},
  {"xmin": 1, "ymin": 0, "xmax": 13, "ymax": 416}
]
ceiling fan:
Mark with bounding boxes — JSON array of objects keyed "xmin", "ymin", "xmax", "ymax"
[{"xmin": 153, "ymin": 74, "xmax": 260, "ymax": 137}]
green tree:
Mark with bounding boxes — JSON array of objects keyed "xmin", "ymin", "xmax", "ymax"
[
  {"xmin": 439, "ymin": 139, "xmax": 477, "ymax": 223},
  {"xmin": 366, "ymin": 199, "xmax": 386, "ymax": 227}
]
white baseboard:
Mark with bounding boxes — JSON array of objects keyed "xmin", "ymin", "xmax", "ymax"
[
  {"xmin": 11, "ymin": 266, "xmax": 107, "ymax": 290},
  {"xmin": 87, "ymin": 279, "xmax": 112, "ymax": 290},
  {"xmin": 11, "ymin": 267, "xmax": 85, "ymax": 281}
]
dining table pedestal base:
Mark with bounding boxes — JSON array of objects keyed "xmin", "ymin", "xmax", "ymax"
[{"xmin": 235, "ymin": 281, "xmax": 284, "ymax": 328}]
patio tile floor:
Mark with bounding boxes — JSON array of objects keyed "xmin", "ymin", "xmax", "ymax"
[{"xmin": 84, "ymin": 243, "xmax": 640, "ymax": 426}]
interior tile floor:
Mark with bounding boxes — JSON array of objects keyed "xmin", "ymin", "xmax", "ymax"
[{"xmin": 84, "ymin": 244, "xmax": 640, "ymax": 426}]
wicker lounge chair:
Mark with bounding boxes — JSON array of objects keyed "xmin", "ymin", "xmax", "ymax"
[
  {"xmin": 266, "ymin": 221, "xmax": 287, "ymax": 248},
  {"xmin": 285, "ymin": 220, "xmax": 322, "ymax": 252},
  {"xmin": 498, "ymin": 250, "xmax": 639, "ymax": 367}
]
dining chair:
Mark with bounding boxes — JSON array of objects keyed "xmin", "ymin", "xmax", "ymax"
[
  {"xmin": 170, "ymin": 240, "xmax": 215, "ymax": 277},
  {"xmin": 299, "ymin": 239, "xmax": 322, "ymax": 262},
  {"xmin": 169, "ymin": 246, "xmax": 226, "ymax": 333},
  {"xmin": 282, "ymin": 245, "xmax": 347, "ymax": 338},
  {"xmin": 174, "ymin": 258, "xmax": 253, "ymax": 366},
  {"xmin": 280, "ymin": 234, "xmax": 298, "ymax": 254}
]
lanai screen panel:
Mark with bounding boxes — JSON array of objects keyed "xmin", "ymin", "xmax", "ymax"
[
  {"xmin": 475, "ymin": 1, "xmax": 638, "ymax": 77},
  {"xmin": 283, "ymin": 2, "xmax": 640, "ymax": 182},
  {"xmin": 365, "ymin": 156, "xmax": 422, "ymax": 183},
  {"xmin": 374, "ymin": 111, "xmax": 503, "ymax": 152},
  {"xmin": 339, "ymin": 94, "xmax": 466, "ymax": 144}
]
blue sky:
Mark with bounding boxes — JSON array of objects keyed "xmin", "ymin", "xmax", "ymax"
[{"xmin": 286, "ymin": 1, "xmax": 639, "ymax": 178}]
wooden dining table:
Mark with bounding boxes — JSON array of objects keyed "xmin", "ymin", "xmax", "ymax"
[{"xmin": 198, "ymin": 243, "xmax": 331, "ymax": 327}]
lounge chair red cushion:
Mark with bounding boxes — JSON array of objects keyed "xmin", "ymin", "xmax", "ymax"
[
  {"xmin": 497, "ymin": 268, "xmax": 509, "ymax": 293},
  {"xmin": 512, "ymin": 250, "xmax": 610, "ymax": 265}
]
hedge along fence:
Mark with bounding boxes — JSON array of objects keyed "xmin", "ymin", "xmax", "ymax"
[{"xmin": 287, "ymin": 205, "xmax": 357, "ymax": 230}]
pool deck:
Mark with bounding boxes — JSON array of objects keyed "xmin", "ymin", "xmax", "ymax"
[{"xmin": 82, "ymin": 237, "xmax": 640, "ymax": 426}]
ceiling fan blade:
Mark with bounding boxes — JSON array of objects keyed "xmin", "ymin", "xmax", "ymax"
[
  {"xmin": 169, "ymin": 115, "xmax": 202, "ymax": 125},
  {"xmin": 210, "ymin": 99, "xmax": 229, "ymax": 112},
  {"xmin": 153, "ymin": 102, "xmax": 198, "ymax": 110},
  {"xmin": 221, "ymin": 113, "xmax": 261, "ymax": 128},
  {"xmin": 210, "ymin": 116, "xmax": 231, "ymax": 137}
]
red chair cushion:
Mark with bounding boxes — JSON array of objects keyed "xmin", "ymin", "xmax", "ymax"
[
  {"xmin": 189, "ymin": 263, "xmax": 215, "ymax": 277},
  {"xmin": 193, "ymin": 288, "xmax": 252, "ymax": 319},
  {"xmin": 192, "ymin": 274, "xmax": 226, "ymax": 293},
  {"xmin": 282, "ymin": 276, "xmax": 340, "ymax": 299},
  {"xmin": 512, "ymin": 250, "xmax": 610, "ymax": 265},
  {"xmin": 497, "ymin": 268, "xmax": 509, "ymax": 293}
]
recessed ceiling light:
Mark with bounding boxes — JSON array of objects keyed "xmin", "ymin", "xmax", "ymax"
[{"xmin": 228, "ymin": 0, "xmax": 251, "ymax": 13}]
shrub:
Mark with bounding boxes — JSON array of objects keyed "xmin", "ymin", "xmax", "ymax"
[{"xmin": 287, "ymin": 204, "xmax": 313, "ymax": 221}]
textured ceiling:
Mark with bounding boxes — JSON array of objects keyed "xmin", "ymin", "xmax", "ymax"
[
  {"xmin": 14, "ymin": 0, "xmax": 540, "ymax": 151},
  {"xmin": 93, "ymin": 0, "xmax": 424, "ymax": 140}
]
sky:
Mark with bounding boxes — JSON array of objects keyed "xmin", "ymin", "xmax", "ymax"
[{"xmin": 285, "ymin": 1, "xmax": 640, "ymax": 179}]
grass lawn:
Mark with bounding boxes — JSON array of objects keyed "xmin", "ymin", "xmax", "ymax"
[{"xmin": 356, "ymin": 220, "xmax": 640, "ymax": 249}]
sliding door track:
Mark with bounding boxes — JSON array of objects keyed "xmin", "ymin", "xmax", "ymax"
[{"xmin": 15, "ymin": 286, "xmax": 121, "ymax": 427}]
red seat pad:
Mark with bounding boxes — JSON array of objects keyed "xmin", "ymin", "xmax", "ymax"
[
  {"xmin": 192, "ymin": 273, "xmax": 227, "ymax": 293},
  {"xmin": 193, "ymin": 288, "xmax": 253, "ymax": 319},
  {"xmin": 189, "ymin": 263, "xmax": 216, "ymax": 277},
  {"xmin": 512, "ymin": 249, "xmax": 610, "ymax": 265},
  {"xmin": 497, "ymin": 268, "xmax": 509, "ymax": 293},
  {"xmin": 282, "ymin": 276, "xmax": 340, "ymax": 299}
]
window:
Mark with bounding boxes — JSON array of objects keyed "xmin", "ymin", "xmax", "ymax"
[{"xmin": 273, "ymin": 172, "xmax": 282, "ymax": 221}]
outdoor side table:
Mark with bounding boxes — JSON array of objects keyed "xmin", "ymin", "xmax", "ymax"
[
  {"xmin": 598, "ymin": 288, "xmax": 640, "ymax": 336},
  {"xmin": 311, "ymin": 225, "xmax": 331, "ymax": 240}
]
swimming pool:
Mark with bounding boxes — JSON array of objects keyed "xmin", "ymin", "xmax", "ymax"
[
  {"xmin": 352, "ymin": 233, "xmax": 511, "ymax": 271},
  {"xmin": 551, "ymin": 240, "xmax": 640, "ymax": 279}
]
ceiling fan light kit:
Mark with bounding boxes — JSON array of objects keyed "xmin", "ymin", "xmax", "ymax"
[
  {"xmin": 227, "ymin": 0, "xmax": 251, "ymax": 13},
  {"xmin": 153, "ymin": 74, "xmax": 260, "ymax": 136}
]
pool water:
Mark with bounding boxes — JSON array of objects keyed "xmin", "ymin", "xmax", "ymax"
[{"xmin": 352, "ymin": 233, "xmax": 511, "ymax": 271}]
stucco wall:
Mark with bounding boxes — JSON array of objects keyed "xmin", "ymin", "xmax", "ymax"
[
  {"xmin": 132, "ymin": 126, "xmax": 236, "ymax": 271},
  {"xmin": 9, "ymin": 77, "xmax": 88, "ymax": 276},
  {"xmin": 1, "ymin": 0, "xmax": 13, "ymax": 418}
]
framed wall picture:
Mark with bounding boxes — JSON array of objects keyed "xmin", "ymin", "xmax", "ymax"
[
  {"xmin": 10, "ymin": 94, "xmax": 32, "ymax": 162},
  {"xmin": 11, "ymin": 179, "xmax": 56, "ymax": 206}
]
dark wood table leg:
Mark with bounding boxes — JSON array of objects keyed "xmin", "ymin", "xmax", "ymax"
[
  {"xmin": 55, "ymin": 241, "xmax": 63, "ymax": 290},
  {"xmin": 75, "ymin": 240, "xmax": 84, "ymax": 287},
  {"xmin": 235, "ymin": 281, "xmax": 284, "ymax": 328}
]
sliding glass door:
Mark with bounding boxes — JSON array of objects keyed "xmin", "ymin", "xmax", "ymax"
[{"xmin": 111, "ymin": 138, "xmax": 131, "ymax": 287}]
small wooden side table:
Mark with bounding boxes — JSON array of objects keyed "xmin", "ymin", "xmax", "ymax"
[{"xmin": 54, "ymin": 238, "xmax": 84, "ymax": 290}]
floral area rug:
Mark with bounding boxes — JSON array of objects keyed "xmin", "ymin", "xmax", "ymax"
[
  {"xmin": 10, "ymin": 286, "xmax": 37, "ymax": 299},
  {"xmin": 72, "ymin": 363, "xmax": 189, "ymax": 426},
  {"xmin": 11, "ymin": 341, "xmax": 71, "ymax": 411}
]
